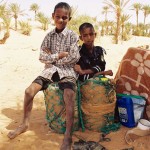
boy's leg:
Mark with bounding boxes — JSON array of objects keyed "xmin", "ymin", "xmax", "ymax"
[
  {"xmin": 61, "ymin": 88, "xmax": 75, "ymax": 150},
  {"xmin": 7, "ymin": 82, "xmax": 42, "ymax": 139}
]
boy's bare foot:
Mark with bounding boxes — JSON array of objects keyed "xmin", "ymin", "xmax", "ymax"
[
  {"xmin": 7, "ymin": 124, "xmax": 28, "ymax": 139},
  {"xmin": 60, "ymin": 137, "xmax": 72, "ymax": 150}
]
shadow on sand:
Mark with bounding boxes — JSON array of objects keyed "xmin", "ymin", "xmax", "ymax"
[
  {"xmin": 1, "ymin": 99, "xmax": 64, "ymax": 150},
  {"xmin": 1, "ymin": 99, "xmax": 149, "ymax": 150}
]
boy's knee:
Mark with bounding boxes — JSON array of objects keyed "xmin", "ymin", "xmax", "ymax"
[{"xmin": 25, "ymin": 87, "xmax": 33, "ymax": 98}]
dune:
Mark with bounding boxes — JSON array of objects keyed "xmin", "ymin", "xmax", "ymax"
[{"xmin": 0, "ymin": 27, "xmax": 150, "ymax": 150}]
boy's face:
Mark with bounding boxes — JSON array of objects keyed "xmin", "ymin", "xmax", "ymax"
[
  {"xmin": 52, "ymin": 8, "xmax": 71, "ymax": 33},
  {"xmin": 80, "ymin": 27, "xmax": 96, "ymax": 46}
]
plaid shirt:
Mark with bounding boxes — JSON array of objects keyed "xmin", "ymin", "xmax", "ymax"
[{"xmin": 39, "ymin": 27, "xmax": 80, "ymax": 80}]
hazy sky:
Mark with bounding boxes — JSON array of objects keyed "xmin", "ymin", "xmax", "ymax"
[{"xmin": 5, "ymin": 0, "xmax": 150, "ymax": 24}]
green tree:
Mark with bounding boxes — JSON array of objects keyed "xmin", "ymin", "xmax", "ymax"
[
  {"xmin": 102, "ymin": 6, "xmax": 110, "ymax": 21},
  {"xmin": 132, "ymin": 3, "xmax": 142, "ymax": 28},
  {"xmin": 120, "ymin": 14, "xmax": 130, "ymax": 40},
  {"xmin": 36, "ymin": 12, "xmax": 49, "ymax": 30},
  {"xmin": 100, "ymin": 20, "xmax": 111, "ymax": 35},
  {"xmin": 103, "ymin": 0, "xmax": 130, "ymax": 44},
  {"xmin": 99, "ymin": 21, "xmax": 105, "ymax": 36},
  {"xmin": 102, "ymin": 6, "xmax": 111, "ymax": 35},
  {"xmin": 68, "ymin": 15, "xmax": 96, "ymax": 35},
  {"xmin": 19, "ymin": 21, "xmax": 32, "ymax": 35},
  {"xmin": 124, "ymin": 22, "xmax": 132, "ymax": 34},
  {"xmin": 68, "ymin": 14, "xmax": 97, "ymax": 45},
  {"xmin": 0, "ymin": 3, "xmax": 11, "ymax": 44},
  {"xmin": 30, "ymin": 3, "xmax": 39, "ymax": 21},
  {"xmin": 142, "ymin": 5, "xmax": 150, "ymax": 25},
  {"xmin": 139, "ymin": 23, "xmax": 146, "ymax": 36},
  {"xmin": 9, "ymin": 3, "xmax": 25, "ymax": 31}
]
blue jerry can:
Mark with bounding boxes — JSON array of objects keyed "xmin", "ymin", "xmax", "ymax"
[{"xmin": 117, "ymin": 96, "xmax": 136, "ymax": 128}]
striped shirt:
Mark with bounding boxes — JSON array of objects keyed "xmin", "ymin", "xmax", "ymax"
[
  {"xmin": 39, "ymin": 27, "xmax": 80, "ymax": 81},
  {"xmin": 77, "ymin": 44, "xmax": 106, "ymax": 82}
]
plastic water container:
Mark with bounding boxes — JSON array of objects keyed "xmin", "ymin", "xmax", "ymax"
[{"xmin": 117, "ymin": 96, "xmax": 136, "ymax": 128}]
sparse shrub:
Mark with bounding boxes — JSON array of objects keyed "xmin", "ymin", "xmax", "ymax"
[
  {"xmin": 19, "ymin": 21, "xmax": 32, "ymax": 35},
  {"xmin": 122, "ymin": 31, "xmax": 131, "ymax": 41},
  {"xmin": 68, "ymin": 14, "xmax": 98, "ymax": 45},
  {"xmin": 36, "ymin": 12, "xmax": 49, "ymax": 31},
  {"xmin": 68, "ymin": 15, "xmax": 98, "ymax": 35}
]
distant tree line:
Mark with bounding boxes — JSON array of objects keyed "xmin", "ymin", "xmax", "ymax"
[{"xmin": 0, "ymin": 0, "xmax": 150, "ymax": 44}]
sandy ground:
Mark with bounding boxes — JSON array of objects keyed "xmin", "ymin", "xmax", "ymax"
[{"xmin": 0, "ymin": 27, "xmax": 150, "ymax": 150}]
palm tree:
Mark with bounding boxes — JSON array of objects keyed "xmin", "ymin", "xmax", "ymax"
[
  {"xmin": 107, "ymin": 20, "xmax": 114, "ymax": 35},
  {"xmin": 0, "ymin": 3, "xmax": 11, "ymax": 44},
  {"xmin": 9, "ymin": 3, "xmax": 25, "ymax": 31},
  {"xmin": 138, "ymin": 23, "xmax": 146, "ymax": 36},
  {"xmin": 102, "ymin": 20, "xmax": 109, "ymax": 35},
  {"xmin": 147, "ymin": 24, "xmax": 150, "ymax": 37},
  {"xmin": 102, "ymin": 6, "xmax": 110, "ymax": 21},
  {"xmin": 2, "ymin": 14, "xmax": 11, "ymax": 33},
  {"xmin": 103, "ymin": 0, "xmax": 130, "ymax": 44},
  {"xmin": 68, "ymin": 14, "xmax": 95, "ymax": 35},
  {"xmin": 131, "ymin": 3, "xmax": 142, "ymax": 28},
  {"xmin": 120, "ymin": 14, "xmax": 130, "ymax": 40},
  {"xmin": 0, "ymin": 3, "xmax": 5, "ymax": 18},
  {"xmin": 30, "ymin": 3, "xmax": 39, "ymax": 21},
  {"xmin": 125, "ymin": 22, "xmax": 132, "ymax": 35},
  {"xmin": 142, "ymin": 5, "xmax": 150, "ymax": 25},
  {"xmin": 99, "ymin": 21, "xmax": 105, "ymax": 36},
  {"xmin": 102, "ymin": 6, "xmax": 111, "ymax": 35},
  {"xmin": 144, "ymin": 24, "xmax": 150, "ymax": 36},
  {"xmin": 36, "ymin": 12, "xmax": 49, "ymax": 30}
]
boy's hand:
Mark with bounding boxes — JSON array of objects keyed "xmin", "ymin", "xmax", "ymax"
[
  {"xmin": 74, "ymin": 64, "xmax": 84, "ymax": 75},
  {"xmin": 43, "ymin": 47, "xmax": 51, "ymax": 54},
  {"xmin": 105, "ymin": 70, "xmax": 113, "ymax": 76},
  {"xmin": 58, "ymin": 52, "xmax": 69, "ymax": 59}
]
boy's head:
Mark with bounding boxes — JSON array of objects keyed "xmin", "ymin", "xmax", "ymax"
[
  {"xmin": 52, "ymin": 2, "xmax": 72, "ymax": 33},
  {"xmin": 79, "ymin": 23, "xmax": 96, "ymax": 46}
]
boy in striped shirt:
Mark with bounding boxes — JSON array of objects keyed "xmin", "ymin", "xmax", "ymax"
[{"xmin": 74, "ymin": 22, "xmax": 113, "ymax": 81}]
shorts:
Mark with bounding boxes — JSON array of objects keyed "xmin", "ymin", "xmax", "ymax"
[
  {"xmin": 32, "ymin": 76, "xmax": 52, "ymax": 91},
  {"xmin": 33, "ymin": 72, "xmax": 76, "ymax": 91}
]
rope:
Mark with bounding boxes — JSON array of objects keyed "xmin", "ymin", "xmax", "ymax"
[
  {"xmin": 100, "ymin": 114, "xmax": 121, "ymax": 134},
  {"xmin": 44, "ymin": 82, "xmax": 79, "ymax": 134},
  {"xmin": 43, "ymin": 76, "xmax": 116, "ymax": 133}
]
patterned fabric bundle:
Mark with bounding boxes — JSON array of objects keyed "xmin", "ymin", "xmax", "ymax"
[
  {"xmin": 115, "ymin": 47, "xmax": 150, "ymax": 119},
  {"xmin": 44, "ymin": 83, "xmax": 79, "ymax": 134},
  {"xmin": 80, "ymin": 76, "xmax": 116, "ymax": 132},
  {"xmin": 115, "ymin": 47, "xmax": 150, "ymax": 104}
]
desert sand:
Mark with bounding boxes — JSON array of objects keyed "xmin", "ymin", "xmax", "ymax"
[{"xmin": 0, "ymin": 26, "xmax": 150, "ymax": 150}]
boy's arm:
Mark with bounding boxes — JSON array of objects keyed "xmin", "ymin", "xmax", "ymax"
[
  {"xmin": 41, "ymin": 47, "xmax": 69, "ymax": 63},
  {"xmin": 74, "ymin": 64, "xmax": 113, "ymax": 76},
  {"xmin": 56, "ymin": 33, "xmax": 80, "ymax": 65},
  {"xmin": 74, "ymin": 64, "xmax": 94, "ymax": 75},
  {"xmin": 95, "ymin": 70, "xmax": 113, "ymax": 76},
  {"xmin": 39, "ymin": 35, "xmax": 59, "ymax": 64}
]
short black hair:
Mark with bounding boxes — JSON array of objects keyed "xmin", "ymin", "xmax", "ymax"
[
  {"xmin": 54, "ymin": 2, "xmax": 72, "ymax": 17},
  {"xmin": 79, "ymin": 22, "xmax": 94, "ymax": 34}
]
